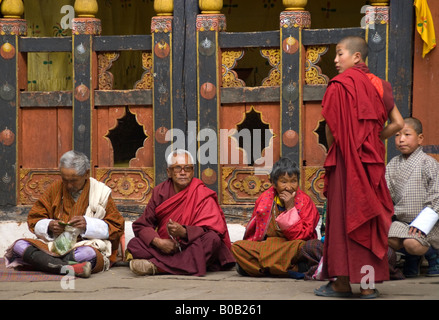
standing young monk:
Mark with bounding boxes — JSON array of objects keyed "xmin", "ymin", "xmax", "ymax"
[{"xmin": 314, "ymin": 36, "xmax": 404, "ymax": 298}]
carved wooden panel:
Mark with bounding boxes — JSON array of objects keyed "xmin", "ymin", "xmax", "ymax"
[
  {"xmin": 221, "ymin": 49, "xmax": 245, "ymax": 88},
  {"xmin": 305, "ymin": 46, "xmax": 329, "ymax": 85},
  {"xmin": 222, "ymin": 167, "xmax": 271, "ymax": 205},
  {"xmin": 19, "ymin": 167, "xmax": 154, "ymax": 206},
  {"xmin": 19, "ymin": 169, "xmax": 61, "ymax": 205},
  {"xmin": 98, "ymin": 52, "xmax": 120, "ymax": 90},
  {"xmin": 261, "ymin": 48, "xmax": 281, "ymax": 86},
  {"xmin": 95, "ymin": 167, "xmax": 154, "ymax": 205},
  {"xmin": 134, "ymin": 52, "xmax": 153, "ymax": 90},
  {"xmin": 303, "ymin": 166, "xmax": 326, "ymax": 207}
]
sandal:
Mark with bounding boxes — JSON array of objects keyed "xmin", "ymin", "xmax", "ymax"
[
  {"xmin": 360, "ymin": 288, "xmax": 380, "ymax": 299},
  {"xmin": 314, "ymin": 282, "xmax": 353, "ymax": 298}
]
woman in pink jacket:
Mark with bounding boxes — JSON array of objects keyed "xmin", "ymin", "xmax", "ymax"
[{"xmin": 231, "ymin": 157, "xmax": 320, "ymax": 277}]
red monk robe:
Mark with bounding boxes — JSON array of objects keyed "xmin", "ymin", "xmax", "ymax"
[
  {"xmin": 321, "ymin": 63, "xmax": 394, "ymax": 283},
  {"xmin": 127, "ymin": 177, "xmax": 235, "ymax": 276}
]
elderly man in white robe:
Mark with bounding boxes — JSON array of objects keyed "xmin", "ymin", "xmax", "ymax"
[{"xmin": 5, "ymin": 151, "xmax": 124, "ymax": 278}]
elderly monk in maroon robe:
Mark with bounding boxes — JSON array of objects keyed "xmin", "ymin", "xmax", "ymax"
[
  {"xmin": 314, "ymin": 36, "xmax": 404, "ymax": 298},
  {"xmin": 127, "ymin": 149, "xmax": 235, "ymax": 276}
]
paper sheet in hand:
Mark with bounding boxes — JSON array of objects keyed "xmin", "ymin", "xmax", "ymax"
[{"xmin": 410, "ymin": 207, "xmax": 439, "ymax": 235}]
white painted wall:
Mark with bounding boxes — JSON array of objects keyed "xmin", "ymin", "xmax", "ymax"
[{"xmin": 0, "ymin": 221, "xmax": 35, "ymax": 256}]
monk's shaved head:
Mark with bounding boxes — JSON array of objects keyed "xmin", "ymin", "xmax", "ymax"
[{"xmin": 339, "ymin": 36, "xmax": 369, "ymax": 61}]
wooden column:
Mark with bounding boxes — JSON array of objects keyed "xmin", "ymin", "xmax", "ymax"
[
  {"xmin": 196, "ymin": 1, "xmax": 225, "ymax": 193},
  {"xmin": 389, "ymin": 0, "xmax": 413, "ymax": 120},
  {"xmin": 279, "ymin": 1, "xmax": 310, "ymax": 167},
  {"xmin": 365, "ymin": 3, "xmax": 389, "ymax": 82},
  {"xmin": 72, "ymin": 0, "xmax": 101, "ymax": 163},
  {"xmin": 172, "ymin": 0, "xmax": 199, "ymax": 144},
  {"xmin": 389, "ymin": 0, "xmax": 413, "ymax": 160},
  {"xmin": 152, "ymin": 2, "xmax": 174, "ymax": 184},
  {"xmin": 365, "ymin": 2, "xmax": 394, "ymax": 161},
  {"xmin": 0, "ymin": 0, "xmax": 26, "ymax": 205},
  {"xmin": 365, "ymin": 1, "xmax": 402, "ymax": 161}
]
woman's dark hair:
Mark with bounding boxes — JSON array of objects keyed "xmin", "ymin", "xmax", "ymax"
[{"xmin": 269, "ymin": 157, "xmax": 300, "ymax": 185}]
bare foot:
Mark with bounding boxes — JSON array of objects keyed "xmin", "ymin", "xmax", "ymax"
[
  {"xmin": 331, "ymin": 277, "xmax": 352, "ymax": 293},
  {"xmin": 360, "ymin": 288, "xmax": 375, "ymax": 296}
]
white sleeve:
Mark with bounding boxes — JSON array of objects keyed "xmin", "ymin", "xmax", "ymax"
[
  {"xmin": 34, "ymin": 219, "xmax": 55, "ymax": 241},
  {"xmin": 82, "ymin": 216, "xmax": 109, "ymax": 239}
]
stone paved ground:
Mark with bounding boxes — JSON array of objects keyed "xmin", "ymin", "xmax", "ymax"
[{"xmin": 1, "ymin": 263, "xmax": 439, "ymax": 301}]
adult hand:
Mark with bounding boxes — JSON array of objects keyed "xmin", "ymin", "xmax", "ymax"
[
  {"xmin": 279, "ymin": 191, "xmax": 296, "ymax": 211},
  {"xmin": 167, "ymin": 219, "xmax": 187, "ymax": 239},
  {"xmin": 152, "ymin": 237, "xmax": 179, "ymax": 255},
  {"xmin": 68, "ymin": 216, "xmax": 87, "ymax": 231},
  {"xmin": 48, "ymin": 220, "xmax": 65, "ymax": 237}
]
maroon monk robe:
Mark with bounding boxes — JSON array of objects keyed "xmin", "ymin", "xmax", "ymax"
[
  {"xmin": 321, "ymin": 63, "xmax": 394, "ymax": 283},
  {"xmin": 127, "ymin": 178, "xmax": 235, "ymax": 276}
]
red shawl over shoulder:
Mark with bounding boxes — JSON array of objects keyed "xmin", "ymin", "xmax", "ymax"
[
  {"xmin": 154, "ymin": 178, "xmax": 232, "ymax": 248},
  {"xmin": 243, "ymin": 186, "xmax": 320, "ymax": 242},
  {"xmin": 322, "ymin": 63, "xmax": 394, "ymax": 260}
]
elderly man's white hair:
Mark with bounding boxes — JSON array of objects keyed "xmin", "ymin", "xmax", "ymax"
[
  {"xmin": 59, "ymin": 150, "xmax": 90, "ymax": 176},
  {"xmin": 166, "ymin": 149, "xmax": 195, "ymax": 167}
]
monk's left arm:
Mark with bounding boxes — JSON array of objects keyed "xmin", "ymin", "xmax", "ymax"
[
  {"xmin": 181, "ymin": 198, "xmax": 226, "ymax": 245},
  {"xmin": 183, "ymin": 225, "xmax": 208, "ymax": 245},
  {"xmin": 380, "ymin": 104, "xmax": 404, "ymax": 140}
]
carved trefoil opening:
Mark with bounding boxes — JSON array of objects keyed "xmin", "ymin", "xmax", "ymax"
[
  {"xmin": 106, "ymin": 107, "xmax": 148, "ymax": 167},
  {"xmin": 231, "ymin": 106, "xmax": 274, "ymax": 166},
  {"xmin": 221, "ymin": 48, "xmax": 277, "ymax": 87},
  {"xmin": 313, "ymin": 118, "xmax": 328, "ymax": 152}
]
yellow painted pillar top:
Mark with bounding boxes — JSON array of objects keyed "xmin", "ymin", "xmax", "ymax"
[
  {"xmin": 370, "ymin": 0, "xmax": 390, "ymax": 6},
  {"xmin": 282, "ymin": 0, "xmax": 308, "ymax": 11},
  {"xmin": 199, "ymin": 0, "xmax": 223, "ymax": 14},
  {"xmin": 154, "ymin": 0, "xmax": 174, "ymax": 16},
  {"xmin": 0, "ymin": 0, "xmax": 24, "ymax": 19},
  {"xmin": 74, "ymin": 0, "xmax": 99, "ymax": 18}
]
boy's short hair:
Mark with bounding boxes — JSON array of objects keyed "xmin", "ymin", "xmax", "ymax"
[
  {"xmin": 270, "ymin": 157, "xmax": 300, "ymax": 185},
  {"xmin": 339, "ymin": 36, "xmax": 369, "ymax": 60},
  {"xmin": 404, "ymin": 117, "xmax": 423, "ymax": 134}
]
